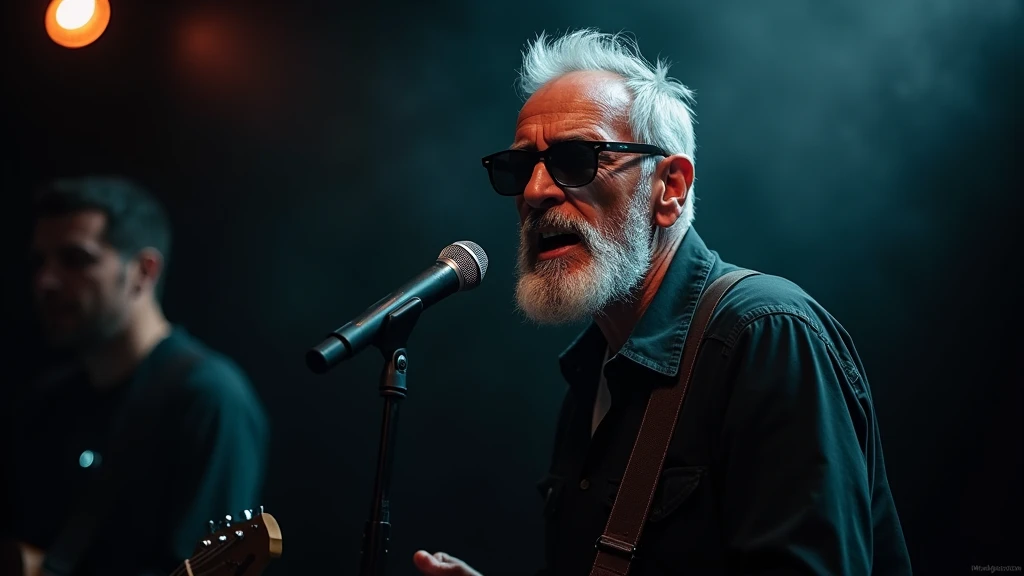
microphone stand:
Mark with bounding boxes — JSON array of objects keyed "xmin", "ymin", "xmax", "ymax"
[{"xmin": 358, "ymin": 298, "xmax": 424, "ymax": 576}]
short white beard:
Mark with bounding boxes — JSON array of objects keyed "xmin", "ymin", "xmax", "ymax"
[{"xmin": 514, "ymin": 173, "xmax": 654, "ymax": 325}]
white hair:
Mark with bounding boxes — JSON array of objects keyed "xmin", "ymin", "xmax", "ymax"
[{"xmin": 517, "ymin": 28, "xmax": 698, "ymax": 230}]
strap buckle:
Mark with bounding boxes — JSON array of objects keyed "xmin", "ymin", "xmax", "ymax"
[{"xmin": 595, "ymin": 535, "xmax": 636, "ymax": 559}]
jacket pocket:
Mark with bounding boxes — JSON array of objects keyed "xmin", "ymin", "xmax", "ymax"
[
  {"xmin": 605, "ymin": 466, "xmax": 705, "ymax": 522},
  {"xmin": 536, "ymin": 473, "xmax": 565, "ymax": 520}
]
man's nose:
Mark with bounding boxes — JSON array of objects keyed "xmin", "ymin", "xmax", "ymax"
[{"xmin": 522, "ymin": 162, "xmax": 566, "ymax": 210}]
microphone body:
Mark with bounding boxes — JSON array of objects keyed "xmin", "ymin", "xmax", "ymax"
[{"xmin": 307, "ymin": 241, "xmax": 487, "ymax": 373}]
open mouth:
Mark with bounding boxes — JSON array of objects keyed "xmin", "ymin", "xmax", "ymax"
[{"xmin": 536, "ymin": 229, "xmax": 583, "ymax": 259}]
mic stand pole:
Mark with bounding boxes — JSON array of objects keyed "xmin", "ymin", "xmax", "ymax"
[{"xmin": 358, "ymin": 298, "xmax": 424, "ymax": 576}]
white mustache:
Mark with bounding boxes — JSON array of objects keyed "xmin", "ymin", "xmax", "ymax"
[{"xmin": 523, "ymin": 211, "xmax": 592, "ymax": 243}]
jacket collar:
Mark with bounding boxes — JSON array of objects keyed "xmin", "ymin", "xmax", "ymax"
[{"xmin": 557, "ymin": 227, "xmax": 717, "ymax": 390}]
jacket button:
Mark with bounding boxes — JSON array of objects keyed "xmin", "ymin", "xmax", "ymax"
[{"xmin": 579, "ymin": 479, "xmax": 590, "ymax": 490}]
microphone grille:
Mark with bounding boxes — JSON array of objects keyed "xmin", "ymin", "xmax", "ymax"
[{"xmin": 438, "ymin": 240, "xmax": 488, "ymax": 290}]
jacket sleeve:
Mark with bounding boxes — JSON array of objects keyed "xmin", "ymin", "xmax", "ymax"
[{"xmin": 718, "ymin": 312, "xmax": 873, "ymax": 575}]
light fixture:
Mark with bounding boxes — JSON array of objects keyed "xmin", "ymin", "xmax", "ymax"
[{"xmin": 45, "ymin": 0, "xmax": 111, "ymax": 49}]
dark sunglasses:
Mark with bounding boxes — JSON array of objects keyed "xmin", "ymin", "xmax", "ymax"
[{"xmin": 480, "ymin": 140, "xmax": 670, "ymax": 196}]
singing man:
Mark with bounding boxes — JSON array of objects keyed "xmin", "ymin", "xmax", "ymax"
[{"xmin": 413, "ymin": 29, "xmax": 912, "ymax": 575}]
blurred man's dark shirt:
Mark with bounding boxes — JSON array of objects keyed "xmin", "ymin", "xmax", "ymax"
[{"xmin": 6, "ymin": 326, "xmax": 268, "ymax": 576}]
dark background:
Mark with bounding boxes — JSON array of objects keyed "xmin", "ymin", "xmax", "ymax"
[{"xmin": 2, "ymin": 0, "xmax": 1021, "ymax": 574}]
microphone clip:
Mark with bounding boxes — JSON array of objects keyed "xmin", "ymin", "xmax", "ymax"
[{"xmin": 373, "ymin": 297, "xmax": 424, "ymax": 359}]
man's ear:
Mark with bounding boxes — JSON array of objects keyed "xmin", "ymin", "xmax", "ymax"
[
  {"xmin": 132, "ymin": 248, "xmax": 164, "ymax": 296},
  {"xmin": 652, "ymin": 154, "xmax": 695, "ymax": 229}
]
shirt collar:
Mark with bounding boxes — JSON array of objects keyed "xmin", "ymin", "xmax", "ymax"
[{"xmin": 558, "ymin": 227, "xmax": 717, "ymax": 389}]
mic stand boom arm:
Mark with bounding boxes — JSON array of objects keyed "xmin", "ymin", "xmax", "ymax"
[{"xmin": 358, "ymin": 297, "xmax": 424, "ymax": 576}]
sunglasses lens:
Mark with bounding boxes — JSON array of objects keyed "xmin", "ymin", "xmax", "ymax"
[
  {"xmin": 489, "ymin": 150, "xmax": 534, "ymax": 196},
  {"xmin": 547, "ymin": 142, "xmax": 596, "ymax": 187}
]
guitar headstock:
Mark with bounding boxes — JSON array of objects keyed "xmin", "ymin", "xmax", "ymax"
[{"xmin": 174, "ymin": 507, "xmax": 282, "ymax": 576}]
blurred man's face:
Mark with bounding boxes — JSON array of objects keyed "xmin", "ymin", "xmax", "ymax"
[{"xmin": 30, "ymin": 210, "xmax": 133, "ymax": 350}]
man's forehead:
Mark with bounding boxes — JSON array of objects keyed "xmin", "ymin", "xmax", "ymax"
[
  {"xmin": 515, "ymin": 71, "xmax": 632, "ymax": 143},
  {"xmin": 33, "ymin": 211, "xmax": 107, "ymax": 243}
]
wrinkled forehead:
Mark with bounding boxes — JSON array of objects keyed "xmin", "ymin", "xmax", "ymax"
[{"xmin": 515, "ymin": 70, "xmax": 634, "ymax": 145}]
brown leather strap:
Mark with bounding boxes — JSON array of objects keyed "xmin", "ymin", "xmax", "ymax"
[{"xmin": 590, "ymin": 268, "xmax": 759, "ymax": 576}]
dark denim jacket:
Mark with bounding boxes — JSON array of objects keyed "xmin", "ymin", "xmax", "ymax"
[{"xmin": 538, "ymin": 228, "xmax": 912, "ymax": 575}]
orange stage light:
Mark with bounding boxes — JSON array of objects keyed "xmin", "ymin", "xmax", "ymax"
[{"xmin": 45, "ymin": 0, "xmax": 111, "ymax": 49}]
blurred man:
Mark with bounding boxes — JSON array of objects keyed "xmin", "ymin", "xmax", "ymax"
[
  {"xmin": 5, "ymin": 176, "xmax": 269, "ymax": 576},
  {"xmin": 413, "ymin": 30, "xmax": 912, "ymax": 575}
]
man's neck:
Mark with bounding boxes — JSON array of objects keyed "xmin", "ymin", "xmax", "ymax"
[
  {"xmin": 82, "ymin": 306, "xmax": 171, "ymax": 390},
  {"xmin": 594, "ymin": 227, "xmax": 685, "ymax": 354}
]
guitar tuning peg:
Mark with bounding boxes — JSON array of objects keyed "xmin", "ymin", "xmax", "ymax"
[
  {"xmin": 241, "ymin": 509, "xmax": 253, "ymax": 521},
  {"xmin": 259, "ymin": 505, "xmax": 264, "ymax": 515},
  {"xmin": 208, "ymin": 520, "xmax": 216, "ymax": 533},
  {"xmin": 224, "ymin": 514, "xmax": 233, "ymax": 527}
]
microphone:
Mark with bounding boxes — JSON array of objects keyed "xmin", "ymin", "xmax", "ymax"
[{"xmin": 306, "ymin": 240, "xmax": 489, "ymax": 374}]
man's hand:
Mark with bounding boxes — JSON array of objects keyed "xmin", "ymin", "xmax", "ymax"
[{"xmin": 412, "ymin": 550, "xmax": 483, "ymax": 576}]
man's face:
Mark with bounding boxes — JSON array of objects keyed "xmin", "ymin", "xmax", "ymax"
[
  {"xmin": 512, "ymin": 70, "xmax": 654, "ymax": 324},
  {"xmin": 30, "ymin": 210, "xmax": 133, "ymax": 350}
]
